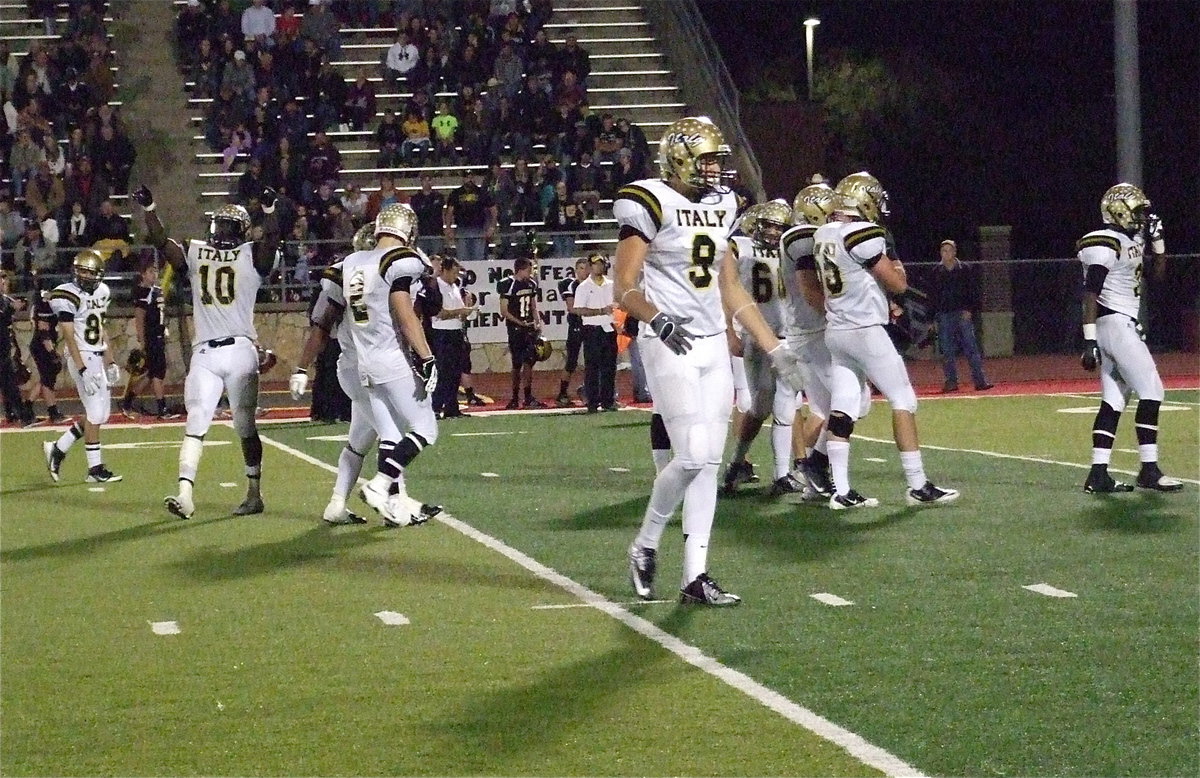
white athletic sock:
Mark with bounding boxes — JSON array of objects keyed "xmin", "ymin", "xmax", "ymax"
[
  {"xmin": 682, "ymin": 531, "xmax": 710, "ymax": 589},
  {"xmin": 1137, "ymin": 444, "xmax": 1158, "ymax": 465},
  {"xmin": 84, "ymin": 443, "xmax": 101, "ymax": 469},
  {"xmin": 635, "ymin": 459, "xmax": 696, "ymax": 549},
  {"xmin": 680, "ymin": 463, "xmax": 718, "ymax": 586},
  {"xmin": 1091, "ymin": 446, "xmax": 1113, "ymax": 466},
  {"xmin": 771, "ymin": 422, "xmax": 792, "ymax": 480},
  {"xmin": 335, "ymin": 446, "xmax": 366, "ymax": 499},
  {"xmin": 56, "ymin": 422, "xmax": 83, "ymax": 454},
  {"xmin": 828, "ymin": 440, "xmax": 851, "ymax": 496},
  {"xmin": 899, "ymin": 450, "xmax": 927, "ymax": 490},
  {"xmin": 179, "ymin": 436, "xmax": 203, "ymax": 484},
  {"xmin": 178, "ymin": 478, "xmax": 194, "ymax": 502}
]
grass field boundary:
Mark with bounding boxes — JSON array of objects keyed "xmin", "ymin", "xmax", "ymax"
[{"xmin": 257, "ymin": 431, "xmax": 928, "ymax": 778}]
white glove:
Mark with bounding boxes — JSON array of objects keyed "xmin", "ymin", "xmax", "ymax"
[
  {"xmin": 80, "ymin": 369, "xmax": 102, "ymax": 396},
  {"xmin": 289, "ymin": 368, "xmax": 309, "ymax": 400},
  {"xmin": 768, "ymin": 343, "xmax": 805, "ymax": 394},
  {"xmin": 416, "ymin": 356, "xmax": 438, "ymax": 396},
  {"xmin": 105, "ymin": 362, "xmax": 121, "ymax": 385}
]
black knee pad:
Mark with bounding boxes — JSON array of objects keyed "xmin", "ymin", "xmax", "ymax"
[
  {"xmin": 1094, "ymin": 401, "xmax": 1122, "ymax": 434},
  {"xmin": 650, "ymin": 413, "xmax": 671, "ymax": 451},
  {"xmin": 827, "ymin": 412, "xmax": 855, "ymax": 439}
]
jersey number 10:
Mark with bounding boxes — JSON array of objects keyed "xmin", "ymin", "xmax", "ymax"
[{"xmin": 198, "ymin": 265, "xmax": 236, "ymax": 305}]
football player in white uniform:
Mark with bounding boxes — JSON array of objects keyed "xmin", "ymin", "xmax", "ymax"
[
  {"xmin": 1077, "ymin": 183, "xmax": 1181, "ymax": 493},
  {"xmin": 615, "ymin": 116, "xmax": 803, "ymax": 606},
  {"xmin": 319, "ymin": 203, "xmax": 439, "ymax": 523},
  {"xmin": 290, "ymin": 224, "xmax": 443, "ymax": 526},
  {"xmin": 723, "ymin": 200, "xmax": 805, "ymax": 497},
  {"xmin": 806, "ymin": 172, "xmax": 958, "ymax": 509},
  {"xmin": 137, "ymin": 185, "xmax": 280, "ymax": 519},
  {"xmin": 42, "ymin": 250, "xmax": 123, "ymax": 483}
]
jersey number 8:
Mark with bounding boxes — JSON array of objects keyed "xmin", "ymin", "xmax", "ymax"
[{"xmin": 813, "ymin": 241, "xmax": 845, "ymax": 297}]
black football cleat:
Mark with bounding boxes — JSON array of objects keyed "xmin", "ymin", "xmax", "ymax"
[
  {"xmin": 769, "ymin": 474, "xmax": 806, "ymax": 497},
  {"xmin": 721, "ymin": 460, "xmax": 758, "ymax": 495},
  {"xmin": 85, "ymin": 465, "xmax": 122, "ymax": 483},
  {"xmin": 794, "ymin": 457, "xmax": 834, "ymax": 497},
  {"xmin": 905, "ymin": 481, "xmax": 960, "ymax": 506},
  {"xmin": 43, "ymin": 441, "xmax": 64, "ymax": 482},
  {"xmin": 628, "ymin": 544, "xmax": 657, "ymax": 600},
  {"xmin": 504, "ymin": 399, "xmax": 520, "ymax": 410},
  {"xmin": 233, "ymin": 496, "xmax": 265, "ymax": 515},
  {"xmin": 679, "ymin": 573, "xmax": 741, "ymax": 607},
  {"xmin": 829, "ymin": 489, "xmax": 880, "ymax": 510},
  {"xmin": 1083, "ymin": 467, "xmax": 1134, "ymax": 494},
  {"xmin": 1135, "ymin": 465, "xmax": 1183, "ymax": 492}
]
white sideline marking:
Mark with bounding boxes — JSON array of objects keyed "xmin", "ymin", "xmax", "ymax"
[
  {"xmin": 374, "ymin": 610, "xmax": 410, "ymax": 626},
  {"xmin": 531, "ymin": 599, "xmax": 671, "ymax": 610},
  {"xmin": 480, "ymin": 472, "xmax": 500, "ymax": 478},
  {"xmin": 863, "ymin": 457, "xmax": 888, "ymax": 463},
  {"xmin": 1057, "ymin": 403, "xmax": 1191, "ymax": 414},
  {"xmin": 105, "ymin": 440, "xmax": 232, "ymax": 450},
  {"xmin": 150, "ymin": 620, "xmax": 181, "ymax": 635},
  {"xmin": 608, "ymin": 466, "xmax": 631, "ymax": 473},
  {"xmin": 307, "ymin": 433, "xmax": 349, "ymax": 441},
  {"xmin": 1023, "ymin": 584, "xmax": 1077, "ymax": 599},
  {"xmin": 853, "ymin": 434, "xmax": 1200, "ymax": 486},
  {"xmin": 811, "ymin": 593, "xmax": 855, "ymax": 607},
  {"xmin": 450, "ymin": 431, "xmax": 525, "ymax": 437},
  {"xmin": 219, "ymin": 482, "xmax": 237, "ymax": 488},
  {"xmin": 259, "ymin": 432, "xmax": 927, "ymax": 778},
  {"xmin": 88, "ymin": 487, "xmax": 105, "ymax": 493}
]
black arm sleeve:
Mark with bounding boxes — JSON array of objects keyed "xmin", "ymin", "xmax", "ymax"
[
  {"xmin": 391, "ymin": 276, "xmax": 413, "ymax": 294},
  {"xmin": 1084, "ymin": 264, "xmax": 1109, "ymax": 295}
]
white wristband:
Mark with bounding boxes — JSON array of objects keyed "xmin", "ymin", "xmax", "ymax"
[
  {"xmin": 1151, "ymin": 238, "xmax": 1165, "ymax": 255},
  {"xmin": 143, "ymin": 202, "xmax": 156, "ymax": 212},
  {"xmin": 1082, "ymin": 323, "xmax": 1097, "ymax": 341},
  {"xmin": 261, "ymin": 203, "xmax": 276, "ymax": 214}
]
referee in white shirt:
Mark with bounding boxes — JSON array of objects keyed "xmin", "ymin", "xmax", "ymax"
[
  {"xmin": 573, "ymin": 255, "xmax": 618, "ymax": 412},
  {"xmin": 430, "ymin": 256, "xmax": 474, "ymax": 418}
]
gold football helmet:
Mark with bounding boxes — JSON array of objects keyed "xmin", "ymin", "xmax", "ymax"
[
  {"xmin": 658, "ymin": 116, "xmax": 733, "ymax": 193},
  {"xmin": 209, "ymin": 203, "xmax": 251, "ymax": 249},
  {"xmin": 351, "ymin": 223, "xmax": 377, "ymax": 252},
  {"xmin": 1100, "ymin": 183, "xmax": 1151, "ymax": 232},
  {"xmin": 832, "ymin": 171, "xmax": 889, "ymax": 222},
  {"xmin": 741, "ymin": 199, "xmax": 791, "ymax": 250},
  {"xmin": 72, "ymin": 249, "xmax": 105, "ymax": 293},
  {"xmin": 792, "ymin": 182, "xmax": 835, "ymax": 225},
  {"xmin": 532, "ymin": 337, "xmax": 553, "ymax": 362},
  {"xmin": 375, "ymin": 203, "xmax": 419, "ymax": 244}
]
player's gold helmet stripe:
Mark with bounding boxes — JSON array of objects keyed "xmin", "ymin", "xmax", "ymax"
[
  {"xmin": 844, "ymin": 225, "xmax": 887, "ymax": 252},
  {"xmin": 615, "ymin": 184, "xmax": 663, "ymax": 231}
]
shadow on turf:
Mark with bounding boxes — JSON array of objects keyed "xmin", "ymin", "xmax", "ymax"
[
  {"xmin": 1077, "ymin": 492, "xmax": 1189, "ymax": 534},
  {"xmin": 424, "ymin": 609, "xmax": 698, "ymax": 773},
  {"xmin": 166, "ymin": 524, "xmax": 392, "ymax": 581},
  {"xmin": 0, "ymin": 513, "xmax": 243, "ymax": 563}
]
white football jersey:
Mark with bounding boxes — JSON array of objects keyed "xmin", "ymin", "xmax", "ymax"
[
  {"xmin": 1077, "ymin": 228, "xmax": 1143, "ymax": 320},
  {"xmin": 315, "ymin": 261, "xmax": 355, "ymax": 359},
  {"xmin": 184, "ymin": 239, "xmax": 262, "ymax": 345},
  {"xmin": 779, "ymin": 223, "xmax": 827, "ymax": 335},
  {"xmin": 812, "ymin": 220, "xmax": 890, "ymax": 330},
  {"xmin": 48, "ymin": 280, "xmax": 110, "ymax": 354},
  {"xmin": 613, "ymin": 178, "xmax": 738, "ymax": 337},
  {"xmin": 340, "ymin": 244, "xmax": 431, "ymax": 385},
  {"xmin": 730, "ymin": 234, "xmax": 786, "ymax": 336}
]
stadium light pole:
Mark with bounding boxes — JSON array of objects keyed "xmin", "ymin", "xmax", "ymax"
[
  {"xmin": 1113, "ymin": 0, "xmax": 1142, "ymax": 185},
  {"xmin": 804, "ymin": 17, "xmax": 820, "ymax": 101}
]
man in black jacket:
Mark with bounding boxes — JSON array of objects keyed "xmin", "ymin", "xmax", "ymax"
[{"xmin": 931, "ymin": 240, "xmax": 992, "ymax": 392}]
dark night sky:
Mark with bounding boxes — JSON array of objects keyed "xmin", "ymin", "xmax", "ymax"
[{"xmin": 697, "ymin": 0, "xmax": 1200, "ymax": 260}]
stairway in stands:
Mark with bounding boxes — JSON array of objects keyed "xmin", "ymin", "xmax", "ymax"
[{"xmin": 184, "ymin": 0, "xmax": 692, "ymax": 253}]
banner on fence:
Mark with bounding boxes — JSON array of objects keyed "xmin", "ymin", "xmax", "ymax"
[{"xmin": 457, "ymin": 256, "xmax": 581, "ymax": 343}]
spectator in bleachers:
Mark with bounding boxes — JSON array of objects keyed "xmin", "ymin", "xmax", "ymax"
[
  {"xmin": 54, "ymin": 68, "xmax": 91, "ymax": 133},
  {"xmin": 295, "ymin": 36, "xmax": 325, "ymax": 93},
  {"xmin": 410, "ymin": 172, "xmax": 445, "ymax": 256},
  {"xmin": 303, "ymin": 130, "xmax": 341, "ymax": 189},
  {"xmin": 276, "ymin": 97, "xmax": 309, "ymax": 151},
  {"xmin": 93, "ymin": 125, "xmax": 135, "ymax": 195},
  {"xmin": 311, "ymin": 58, "xmax": 347, "ymax": 132},
  {"xmin": 8, "ymin": 129, "xmax": 39, "ymax": 198},
  {"xmin": 558, "ymin": 32, "xmax": 591, "ymax": 85},
  {"xmin": 36, "ymin": 205, "xmax": 57, "ymax": 251},
  {"xmin": 510, "ymin": 156, "xmax": 541, "ymax": 224},
  {"xmin": 610, "ymin": 147, "xmax": 640, "ymax": 194},
  {"xmin": 616, "ymin": 116, "xmax": 650, "ymax": 174},
  {"xmin": 191, "ymin": 37, "xmax": 222, "ymax": 98},
  {"xmin": 0, "ymin": 43, "xmax": 14, "ymax": 104},
  {"xmin": 25, "ymin": 161, "xmax": 64, "ymax": 219},
  {"xmin": 340, "ymin": 181, "xmax": 368, "ymax": 224},
  {"xmin": 23, "ymin": 47, "xmax": 56, "ymax": 101},
  {"xmin": 458, "ymin": 95, "xmax": 487, "ymax": 165},
  {"xmin": 409, "ymin": 46, "xmax": 446, "ymax": 97},
  {"xmin": 0, "ymin": 199, "xmax": 23, "ymax": 251},
  {"xmin": 365, "ymin": 174, "xmax": 402, "ymax": 222},
  {"xmin": 326, "ymin": 200, "xmax": 355, "ymax": 244},
  {"xmin": 88, "ymin": 198, "xmax": 130, "ymax": 268},
  {"xmin": 237, "ymin": 157, "xmax": 270, "ymax": 205},
  {"xmin": 344, "ymin": 75, "xmax": 376, "ymax": 131},
  {"xmin": 445, "ymin": 168, "xmax": 495, "ymax": 262},
  {"xmin": 430, "ymin": 100, "xmax": 459, "ymax": 163},
  {"xmin": 526, "ymin": 0, "xmax": 554, "ymax": 37},
  {"xmin": 400, "ymin": 109, "xmax": 432, "ymax": 165},
  {"xmin": 593, "ymin": 113, "xmax": 623, "ymax": 166},
  {"xmin": 14, "ymin": 219, "xmax": 56, "ymax": 274},
  {"xmin": 29, "ymin": 0, "xmax": 57, "ymax": 37},
  {"xmin": 177, "ymin": 0, "xmax": 208, "ymax": 58},
  {"xmin": 63, "ymin": 201, "xmax": 88, "ymax": 249},
  {"xmin": 67, "ymin": 2, "xmax": 107, "ymax": 41},
  {"xmin": 486, "ymin": 159, "xmax": 516, "ymax": 229},
  {"xmin": 407, "ymin": 88, "xmax": 434, "ymax": 123},
  {"xmin": 488, "ymin": 0, "xmax": 519, "ymax": 35},
  {"xmin": 253, "ymin": 49, "xmax": 283, "ymax": 94},
  {"xmin": 567, "ymin": 151, "xmax": 601, "ymax": 215},
  {"xmin": 222, "ymin": 49, "xmax": 257, "ymax": 102},
  {"xmin": 241, "ymin": 0, "xmax": 277, "ymax": 48},
  {"xmin": 275, "ymin": 5, "xmax": 302, "ymax": 51},
  {"xmin": 63, "ymin": 156, "xmax": 106, "ymax": 217},
  {"xmin": 374, "ymin": 108, "xmax": 403, "ymax": 167},
  {"xmin": 384, "ymin": 31, "xmax": 420, "ymax": 88},
  {"xmin": 545, "ymin": 179, "xmax": 585, "ymax": 258},
  {"xmin": 491, "ymin": 42, "xmax": 523, "ymax": 98},
  {"xmin": 204, "ymin": 83, "xmax": 248, "ymax": 150},
  {"xmin": 83, "ymin": 48, "xmax": 114, "ymax": 106},
  {"xmin": 455, "ymin": 43, "xmax": 487, "ymax": 94},
  {"xmin": 268, "ymin": 136, "xmax": 303, "ymax": 199},
  {"xmin": 301, "ymin": 0, "xmax": 343, "ymax": 59},
  {"xmin": 63, "ymin": 127, "xmax": 88, "ymax": 174},
  {"xmin": 554, "ymin": 69, "xmax": 585, "ymax": 118}
]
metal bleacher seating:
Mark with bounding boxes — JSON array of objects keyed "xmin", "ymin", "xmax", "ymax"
[{"xmin": 184, "ymin": 0, "xmax": 692, "ymax": 251}]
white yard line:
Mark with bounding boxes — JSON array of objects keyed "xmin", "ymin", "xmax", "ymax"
[{"xmin": 258, "ymin": 432, "xmax": 927, "ymax": 778}]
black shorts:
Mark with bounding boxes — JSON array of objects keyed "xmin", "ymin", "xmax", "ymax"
[
  {"xmin": 564, "ymin": 323, "xmax": 583, "ymax": 372},
  {"xmin": 507, "ymin": 325, "xmax": 537, "ymax": 367},
  {"xmin": 31, "ymin": 342, "xmax": 61, "ymax": 389},
  {"xmin": 145, "ymin": 339, "xmax": 167, "ymax": 380}
]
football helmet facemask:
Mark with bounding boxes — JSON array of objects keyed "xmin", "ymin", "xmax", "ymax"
[
  {"xmin": 658, "ymin": 116, "xmax": 734, "ymax": 194},
  {"xmin": 792, "ymin": 182, "xmax": 835, "ymax": 225},
  {"xmin": 209, "ymin": 203, "xmax": 251, "ymax": 250},
  {"xmin": 375, "ymin": 203, "xmax": 419, "ymax": 244},
  {"xmin": 72, "ymin": 249, "xmax": 105, "ymax": 293},
  {"xmin": 833, "ymin": 171, "xmax": 890, "ymax": 223},
  {"xmin": 741, "ymin": 199, "xmax": 791, "ymax": 250},
  {"xmin": 351, "ymin": 223, "xmax": 377, "ymax": 252},
  {"xmin": 1100, "ymin": 183, "xmax": 1151, "ymax": 233}
]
